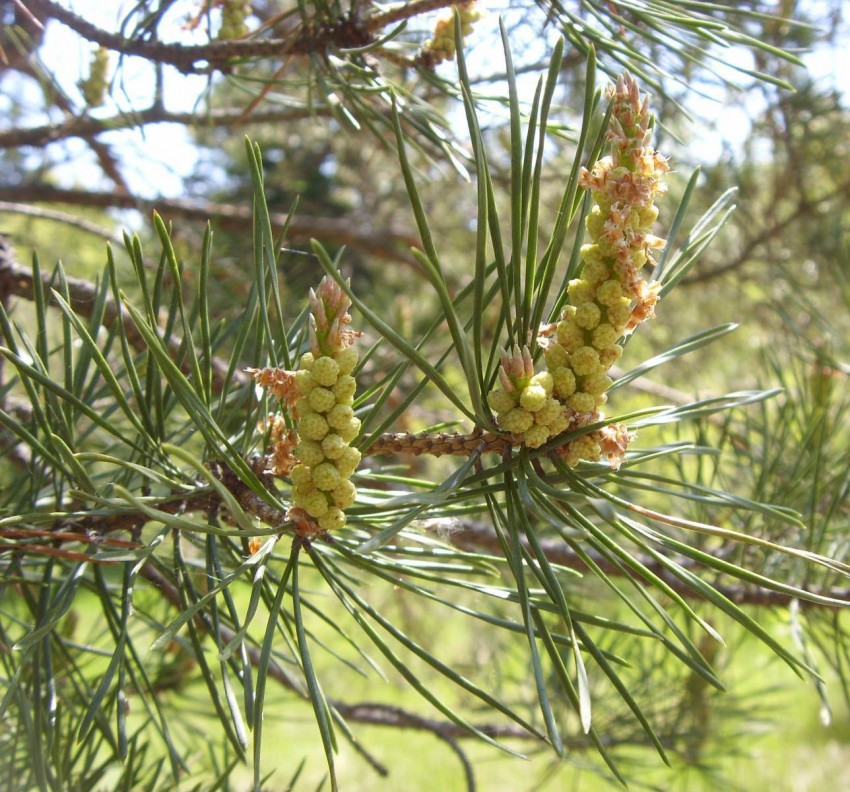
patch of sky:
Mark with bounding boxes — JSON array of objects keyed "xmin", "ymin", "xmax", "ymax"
[
  {"xmin": 12, "ymin": 0, "xmax": 848, "ymax": 199},
  {"xmin": 34, "ymin": 0, "xmax": 211, "ymax": 197}
]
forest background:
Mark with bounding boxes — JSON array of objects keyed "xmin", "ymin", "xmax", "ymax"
[{"xmin": 1, "ymin": 1, "xmax": 849, "ymax": 790}]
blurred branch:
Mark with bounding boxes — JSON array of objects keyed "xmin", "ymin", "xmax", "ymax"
[
  {"xmin": 449, "ymin": 518, "xmax": 850, "ymax": 609},
  {"xmin": 609, "ymin": 366, "xmax": 695, "ymax": 405},
  {"xmin": 0, "ymin": 1, "xmax": 45, "ymax": 70},
  {"xmin": 0, "ymin": 234, "xmax": 250, "ymax": 394},
  {"xmin": 0, "ymin": 105, "xmax": 323, "ymax": 149},
  {"xmin": 0, "ymin": 184, "xmax": 417, "ymax": 264},
  {"xmin": 137, "ymin": 557, "xmax": 539, "ymax": 752},
  {"xmin": 331, "ymin": 700, "xmax": 530, "ymax": 740},
  {"xmin": 0, "ymin": 200, "xmax": 118, "ymax": 241},
  {"xmin": 684, "ymin": 176, "xmax": 850, "ymax": 285},
  {"xmin": 7, "ymin": 59, "xmax": 130, "ymax": 191}
]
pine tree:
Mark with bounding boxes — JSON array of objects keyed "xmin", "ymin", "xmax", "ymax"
[{"xmin": 1, "ymin": 2, "xmax": 849, "ymax": 789}]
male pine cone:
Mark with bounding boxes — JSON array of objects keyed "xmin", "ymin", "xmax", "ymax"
[
  {"xmin": 252, "ymin": 277, "xmax": 361, "ymax": 534},
  {"xmin": 488, "ymin": 72, "xmax": 669, "ymax": 468}
]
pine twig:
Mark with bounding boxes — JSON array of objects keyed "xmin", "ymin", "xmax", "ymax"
[{"xmin": 365, "ymin": 429, "xmax": 510, "ymax": 458}]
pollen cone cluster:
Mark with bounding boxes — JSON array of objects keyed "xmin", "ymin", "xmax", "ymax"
[
  {"xmin": 252, "ymin": 277, "xmax": 361, "ymax": 533},
  {"xmin": 489, "ymin": 73, "xmax": 668, "ymax": 468},
  {"xmin": 289, "ymin": 279, "xmax": 361, "ymax": 531},
  {"xmin": 421, "ymin": 2, "xmax": 482, "ymax": 65},
  {"xmin": 80, "ymin": 47, "xmax": 110, "ymax": 108},
  {"xmin": 487, "ymin": 347, "xmax": 569, "ymax": 449},
  {"xmin": 218, "ymin": 0, "xmax": 251, "ymax": 39}
]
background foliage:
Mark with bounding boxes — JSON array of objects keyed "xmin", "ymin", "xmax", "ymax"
[{"xmin": 1, "ymin": 1, "xmax": 849, "ymax": 790}]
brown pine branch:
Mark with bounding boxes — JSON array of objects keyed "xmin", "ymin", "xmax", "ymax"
[
  {"xmin": 447, "ymin": 517, "xmax": 850, "ymax": 610},
  {"xmin": 25, "ymin": 0, "xmax": 467, "ymax": 75},
  {"xmin": 364, "ymin": 0, "xmax": 464, "ymax": 32},
  {"xmin": 0, "ymin": 105, "xmax": 322, "ymax": 149},
  {"xmin": 1, "ymin": 450, "xmax": 847, "ymax": 610},
  {"xmin": 0, "ymin": 184, "xmax": 417, "ymax": 264},
  {"xmin": 27, "ymin": 0, "xmax": 375, "ymax": 74}
]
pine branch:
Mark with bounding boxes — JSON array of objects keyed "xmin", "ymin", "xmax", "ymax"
[
  {"xmin": 25, "ymin": 0, "xmax": 473, "ymax": 75},
  {"xmin": 3, "ymin": 460, "xmax": 847, "ymax": 610},
  {"xmin": 0, "ymin": 185, "xmax": 417, "ymax": 264},
  {"xmin": 0, "ymin": 201, "xmax": 117, "ymax": 241},
  {"xmin": 448, "ymin": 518, "xmax": 850, "ymax": 610},
  {"xmin": 2, "ymin": 6, "xmax": 845, "ymax": 787},
  {"xmin": 364, "ymin": 0, "xmax": 464, "ymax": 33},
  {"xmin": 0, "ymin": 106, "xmax": 322, "ymax": 149},
  {"xmin": 26, "ymin": 0, "xmax": 378, "ymax": 75}
]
